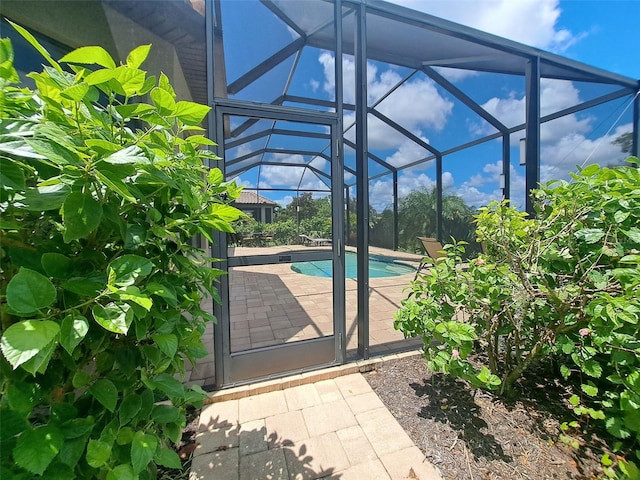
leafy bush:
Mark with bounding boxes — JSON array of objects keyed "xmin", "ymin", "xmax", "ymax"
[
  {"xmin": 0, "ymin": 25, "xmax": 242, "ymax": 479},
  {"xmin": 394, "ymin": 162, "xmax": 640, "ymax": 475}
]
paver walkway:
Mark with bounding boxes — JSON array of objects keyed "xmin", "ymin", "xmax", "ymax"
[{"xmin": 190, "ymin": 373, "xmax": 442, "ymax": 480}]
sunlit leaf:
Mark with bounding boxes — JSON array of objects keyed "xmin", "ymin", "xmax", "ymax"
[
  {"xmin": 92, "ymin": 302, "xmax": 133, "ymax": 334},
  {"xmin": 0, "ymin": 320, "xmax": 59, "ymax": 369},
  {"xmin": 59, "ymin": 314, "xmax": 89, "ymax": 355},
  {"xmin": 61, "ymin": 46, "xmax": 116, "ymax": 69},
  {"xmin": 126, "ymin": 44, "xmax": 151, "ymax": 69}
]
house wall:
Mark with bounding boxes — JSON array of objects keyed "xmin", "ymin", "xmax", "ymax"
[{"xmin": 1, "ymin": 1, "xmax": 193, "ymax": 102}]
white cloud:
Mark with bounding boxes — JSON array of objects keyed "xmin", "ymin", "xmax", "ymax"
[
  {"xmin": 319, "ymin": 53, "xmax": 453, "ymax": 151},
  {"xmin": 540, "ymin": 123, "xmax": 632, "ymax": 181},
  {"xmin": 384, "ymin": 137, "xmax": 433, "ymax": 168},
  {"xmin": 388, "ymin": 0, "xmax": 579, "ymax": 53}
]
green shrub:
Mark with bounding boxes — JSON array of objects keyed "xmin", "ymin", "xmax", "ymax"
[
  {"xmin": 0, "ymin": 26, "xmax": 242, "ymax": 479},
  {"xmin": 394, "ymin": 162, "xmax": 640, "ymax": 475}
]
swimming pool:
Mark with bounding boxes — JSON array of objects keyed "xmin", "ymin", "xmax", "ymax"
[{"xmin": 291, "ymin": 252, "xmax": 415, "ymax": 278}]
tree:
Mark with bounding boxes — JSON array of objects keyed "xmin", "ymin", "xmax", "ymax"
[{"xmin": 386, "ymin": 187, "xmax": 476, "ymax": 253}]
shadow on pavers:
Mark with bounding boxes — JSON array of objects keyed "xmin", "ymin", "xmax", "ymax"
[{"xmin": 190, "ymin": 413, "xmax": 342, "ymax": 480}]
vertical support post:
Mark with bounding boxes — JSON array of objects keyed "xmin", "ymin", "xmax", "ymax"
[
  {"xmin": 502, "ymin": 132, "xmax": 511, "ymax": 200},
  {"xmin": 355, "ymin": 3, "xmax": 369, "ymax": 359},
  {"xmin": 207, "ymin": 0, "xmax": 225, "ymax": 388},
  {"xmin": 632, "ymin": 91, "xmax": 639, "ymax": 159},
  {"xmin": 435, "ymin": 154, "xmax": 443, "ymax": 242},
  {"xmin": 393, "ymin": 171, "xmax": 399, "ymax": 250},
  {"xmin": 333, "ymin": 0, "xmax": 346, "ymax": 364},
  {"xmin": 525, "ymin": 57, "xmax": 540, "ymax": 215},
  {"xmin": 345, "ymin": 186, "xmax": 351, "ymax": 245}
]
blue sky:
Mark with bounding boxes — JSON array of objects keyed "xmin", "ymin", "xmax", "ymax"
[
  {"xmin": 557, "ymin": 0, "xmax": 640, "ymax": 79},
  {"xmin": 222, "ymin": 0, "xmax": 639, "ymax": 212}
]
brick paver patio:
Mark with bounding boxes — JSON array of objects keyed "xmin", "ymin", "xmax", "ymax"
[
  {"xmin": 186, "ymin": 245, "xmax": 424, "ymax": 388},
  {"xmin": 191, "ymin": 370, "xmax": 442, "ymax": 480}
]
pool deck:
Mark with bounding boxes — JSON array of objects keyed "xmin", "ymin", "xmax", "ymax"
[{"xmin": 185, "ymin": 245, "xmax": 425, "ymax": 388}]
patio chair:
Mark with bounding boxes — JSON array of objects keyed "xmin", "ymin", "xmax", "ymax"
[
  {"xmin": 298, "ymin": 234, "xmax": 332, "ymax": 246},
  {"xmin": 414, "ymin": 236, "xmax": 446, "ymax": 279}
]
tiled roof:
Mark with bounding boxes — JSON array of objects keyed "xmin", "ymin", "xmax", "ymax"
[{"xmin": 236, "ymin": 191, "xmax": 277, "ymax": 206}]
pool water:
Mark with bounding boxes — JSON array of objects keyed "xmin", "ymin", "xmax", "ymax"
[{"xmin": 291, "ymin": 252, "xmax": 415, "ymax": 278}]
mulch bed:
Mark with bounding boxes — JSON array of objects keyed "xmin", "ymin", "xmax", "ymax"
[{"xmin": 365, "ymin": 355, "xmax": 609, "ymax": 480}]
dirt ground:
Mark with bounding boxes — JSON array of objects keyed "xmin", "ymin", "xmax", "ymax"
[{"xmin": 365, "ymin": 356, "xmax": 608, "ymax": 480}]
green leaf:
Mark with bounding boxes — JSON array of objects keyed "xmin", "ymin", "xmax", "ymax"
[
  {"xmin": 0, "ymin": 320, "xmax": 59, "ymax": 369},
  {"xmin": 119, "ymin": 395, "xmax": 142, "ymax": 426},
  {"xmin": 107, "ymin": 464, "xmax": 136, "ymax": 480},
  {"xmin": 209, "ymin": 203, "xmax": 244, "ymax": 222},
  {"xmin": 8, "ymin": 20, "xmax": 62, "ymax": 72},
  {"xmin": 614, "ymin": 210, "xmax": 630, "ymax": 223},
  {"xmin": 155, "ymin": 447, "xmax": 182, "ymax": 469},
  {"xmin": 102, "ymin": 145, "xmax": 149, "ymax": 165},
  {"xmin": 86, "ymin": 439, "xmax": 112, "ymax": 468},
  {"xmin": 92, "ymin": 302, "xmax": 133, "ymax": 335},
  {"xmin": 6, "ymin": 383, "xmax": 37, "ymax": 416},
  {"xmin": 153, "ymin": 333, "xmax": 178, "ymax": 359},
  {"xmin": 0, "ymin": 158, "xmax": 26, "ymax": 190},
  {"xmin": 569, "ymin": 394, "xmax": 580, "ymax": 406},
  {"xmin": 23, "ymin": 339, "xmax": 57, "ymax": 375},
  {"xmin": 0, "ymin": 38, "xmax": 20, "ymax": 82},
  {"xmin": 619, "ymin": 460, "xmax": 640, "ymax": 479},
  {"xmin": 61, "ymin": 46, "xmax": 116, "ymax": 69},
  {"xmin": 108, "ymin": 255, "xmax": 153, "ymax": 286},
  {"xmin": 0, "ymin": 139, "xmax": 47, "ymax": 162},
  {"xmin": 152, "ymin": 373, "xmax": 185, "ymax": 398},
  {"xmin": 150, "ymin": 87, "xmax": 176, "ymax": 117},
  {"xmin": 574, "ymin": 228, "xmax": 605, "ymax": 244},
  {"xmin": 581, "ymin": 383, "xmax": 598, "ymax": 397},
  {"xmin": 72, "ymin": 370, "xmax": 92, "ymax": 388},
  {"xmin": 22, "ymin": 183, "xmax": 71, "ymax": 211},
  {"xmin": 207, "ymin": 168, "xmax": 224, "ymax": 184},
  {"xmin": 606, "ymin": 415, "xmax": 631, "ymax": 439},
  {"xmin": 89, "ymin": 379, "xmax": 118, "ymax": 413},
  {"xmin": 476, "ymin": 366, "xmax": 501, "ymax": 388},
  {"xmin": 14, "ymin": 425, "xmax": 64, "ymax": 475},
  {"xmin": 113, "ymin": 286, "xmax": 153, "ymax": 311},
  {"xmin": 124, "ymin": 224, "xmax": 147, "ymax": 249},
  {"xmin": 58, "ymin": 434, "xmax": 88, "ymax": 468},
  {"xmin": 60, "ymin": 417, "xmax": 94, "ymax": 440},
  {"xmin": 580, "ymin": 164, "xmax": 600, "ymax": 176},
  {"xmin": 146, "ymin": 282, "xmax": 177, "ymax": 306},
  {"xmin": 94, "ymin": 169, "xmax": 136, "ymax": 203},
  {"xmin": 62, "ymin": 191, "xmax": 103, "ymax": 242},
  {"xmin": 619, "ymin": 254, "xmax": 640, "ymax": 265},
  {"xmin": 158, "ymin": 72, "xmax": 175, "ymax": 96},
  {"xmin": 151, "ymin": 404, "xmax": 181, "ymax": 424},
  {"xmin": 84, "ymin": 68, "xmax": 116, "ymax": 86},
  {"xmin": 186, "ymin": 134, "xmax": 216, "ymax": 146},
  {"xmin": 114, "ymin": 103, "xmax": 154, "ymax": 119},
  {"xmin": 59, "ymin": 314, "xmax": 89, "ymax": 355},
  {"xmin": 41, "ymin": 253, "xmax": 72, "ymax": 278},
  {"xmin": 582, "ymin": 359, "xmax": 603, "ymax": 378},
  {"xmin": 126, "ymin": 44, "xmax": 151, "ymax": 69},
  {"xmin": 174, "ymin": 101, "xmax": 210, "ymax": 124},
  {"xmin": 623, "ymin": 228, "xmax": 640, "ymax": 244},
  {"xmin": 560, "ymin": 364, "xmax": 571, "ymax": 380},
  {"xmin": 60, "ymin": 82, "xmax": 90, "ymax": 101},
  {"xmin": 131, "ymin": 431, "xmax": 158, "ymax": 473},
  {"xmin": 6, "ymin": 267, "xmax": 57, "ymax": 314},
  {"xmin": 112, "ymin": 66, "xmax": 146, "ymax": 96}
]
